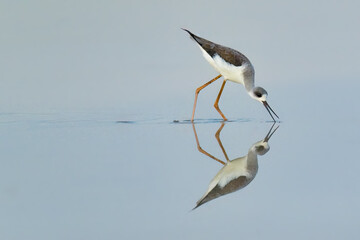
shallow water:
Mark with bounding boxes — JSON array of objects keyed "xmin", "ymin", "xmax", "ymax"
[{"xmin": 1, "ymin": 110, "xmax": 359, "ymax": 239}]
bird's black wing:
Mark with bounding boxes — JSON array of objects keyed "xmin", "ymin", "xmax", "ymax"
[{"xmin": 183, "ymin": 29, "xmax": 249, "ymax": 67}]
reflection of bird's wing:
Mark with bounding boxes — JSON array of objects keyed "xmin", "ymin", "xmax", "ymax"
[
  {"xmin": 183, "ymin": 29, "xmax": 250, "ymax": 67},
  {"xmin": 193, "ymin": 176, "xmax": 252, "ymax": 210}
]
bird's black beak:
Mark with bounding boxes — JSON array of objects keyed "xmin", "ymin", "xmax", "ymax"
[{"xmin": 262, "ymin": 101, "xmax": 279, "ymax": 122}]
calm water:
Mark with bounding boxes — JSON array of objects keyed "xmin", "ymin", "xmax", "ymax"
[{"xmin": 0, "ymin": 106, "xmax": 359, "ymax": 239}]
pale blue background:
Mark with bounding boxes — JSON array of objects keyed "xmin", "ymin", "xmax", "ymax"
[{"xmin": 1, "ymin": 1, "xmax": 360, "ymax": 239}]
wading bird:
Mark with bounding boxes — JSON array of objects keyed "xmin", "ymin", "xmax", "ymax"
[{"xmin": 183, "ymin": 29, "xmax": 279, "ymax": 122}]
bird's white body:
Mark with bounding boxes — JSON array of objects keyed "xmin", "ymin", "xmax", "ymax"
[{"xmin": 199, "ymin": 47, "xmax": 254, "ymax": 90}]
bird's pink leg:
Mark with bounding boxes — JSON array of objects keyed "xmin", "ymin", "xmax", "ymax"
[
  {"xmin": 214, "ymin": 80, "xmax": 227, "ymax": 121},
  {"xmin": 191, "ymin": 74, "xmax": 222, "ymax": 122}
]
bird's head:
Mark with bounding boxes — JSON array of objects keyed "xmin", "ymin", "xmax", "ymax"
[
  {"xmin": 250, "ymin": 86, "xmax": 268, "ymax": 102},
  {"xmin": 250, "ymin": 86, "xmax": 279, "ymax": 122}
]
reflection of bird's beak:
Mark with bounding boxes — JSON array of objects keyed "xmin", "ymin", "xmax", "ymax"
[
  {"xmin": 264, "ymin": 122, "xmax": 279, "ymax": 142},
  {"xmin": 263, "ymin": 101, "xmax": 279, "ymax": 122}
]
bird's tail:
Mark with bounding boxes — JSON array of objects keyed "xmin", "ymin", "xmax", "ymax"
[{"xmin": 181, "ymin": 28, "xmax": 202, "ymax": 46}]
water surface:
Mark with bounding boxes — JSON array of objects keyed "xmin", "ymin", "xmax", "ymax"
[{"xmin": 1, "ymin": 110, "xmax": 359, "ymax": 239}]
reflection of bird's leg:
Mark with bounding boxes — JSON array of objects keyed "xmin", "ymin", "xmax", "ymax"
[
  {"xmin": 192, "ymin": 74, "xmax": 222, "ymax": 122},
  {"xmin": 192, "ymin": 123, "xmax": 226, "ymax": 165},
  {"xmin": 214, "ymin": 80, "xmax": 227, "ymax": 121},
  {"xmin": 215, "ymin": 123, "xmax": 230, "ymax": 162}
]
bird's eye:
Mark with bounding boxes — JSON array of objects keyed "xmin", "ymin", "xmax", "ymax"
[{"xmin": 254, "ymin": 92, "xmax": 262, "ymax": 98}]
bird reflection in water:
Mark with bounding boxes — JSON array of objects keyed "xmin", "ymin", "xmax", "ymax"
[{"xmin": 192, "ymin": 123, "xmax": 279, "ymax": 209}]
